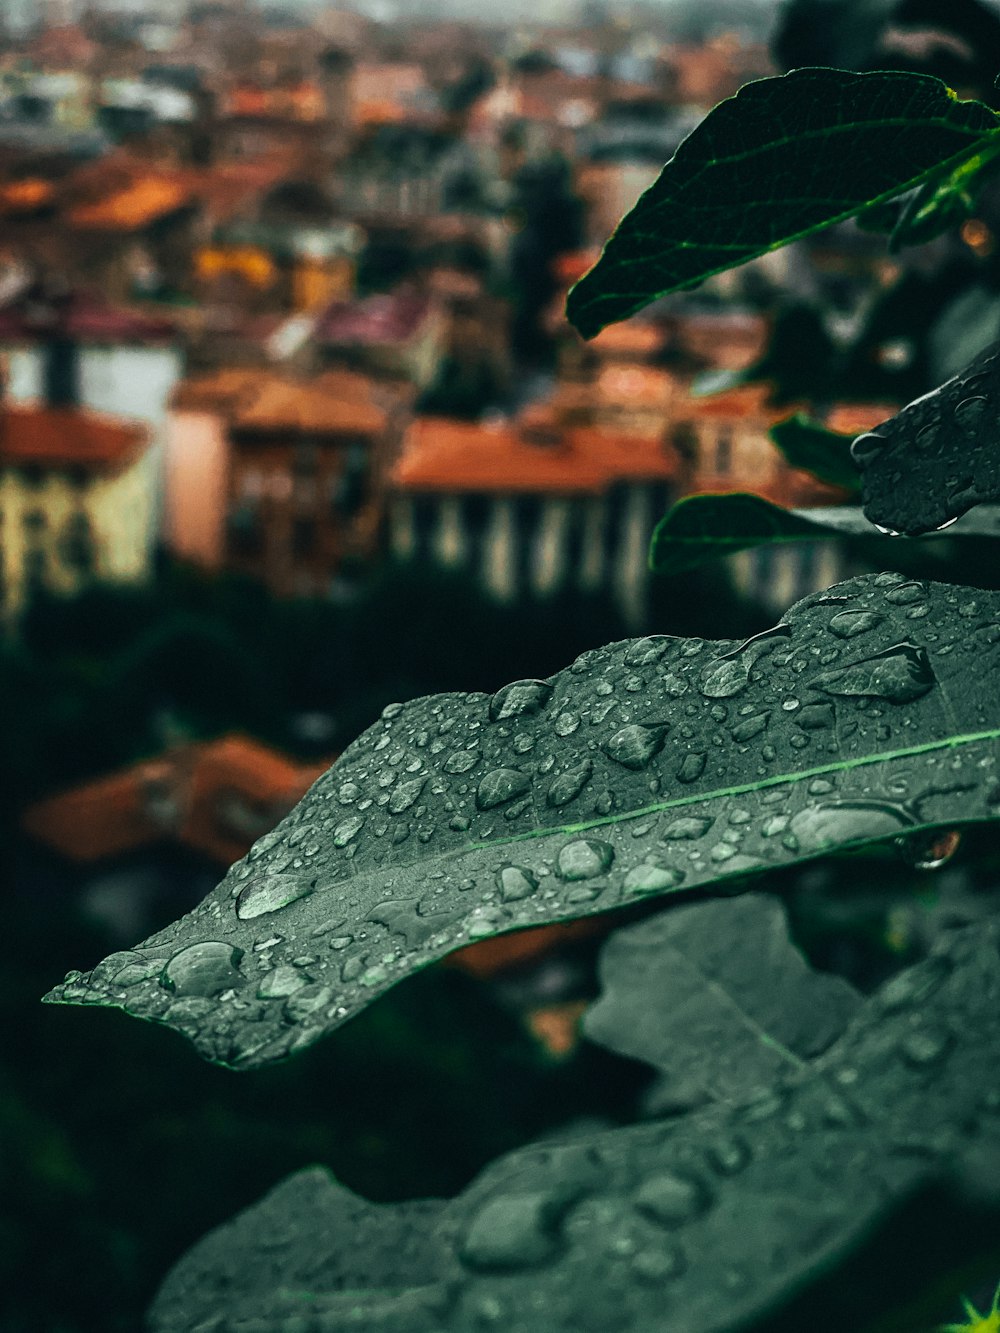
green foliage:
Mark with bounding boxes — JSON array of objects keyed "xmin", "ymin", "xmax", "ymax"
[
  {"xmin": 769, "ymin": 415, "xmax": 863, "ymax": 493},
  {"xmin": 40, "ymin": 57, "xmax": 1000, "ymax": 1333},
  {"xmin": 566, "ymin": 68, "xmax": 1000, "ymax": 338}
]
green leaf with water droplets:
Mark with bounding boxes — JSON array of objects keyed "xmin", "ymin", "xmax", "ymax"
[
  {"xmin": 650, "ymin": 495, "xmax": 1000, "ymax": 578},
  {"xmin": 43, "ymin": 574, "xmax": 1000, "ymax": 1070},
  {"xmin": 584, "ymin": 894, "xmax": 860, "ymax": 1102},
  {"xmin": 147, "ymin": 916, "xmax": 1000, "ymax": 1332},
  {"xmin": 857, "ymin": 341, "xmax": 1000, "ymax": 535},
  {"xmin": 770, "ymin": 414, "xmax": 862, "ymax": 493},
  {"xmin": 565, "ymin": 68, "xmax": 1000, "ymax": 338}
]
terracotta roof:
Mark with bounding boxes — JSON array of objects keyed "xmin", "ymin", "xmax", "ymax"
[
  {"xmin": 588, "ymin": 321, "xmax": 665, "ymax": 359},
  {"xmin": 68, "ymin": 177, "xmax": 194, "ymax": 230},
  {"xmin": 0, "ymin": 406, "xmax": 147, "ymax": 471},
  {"xmin": 21, "ymin": 733, "xmax": 331, "ymax": 866},
  {"xmin": 676, "ymin": 382, "xmax": 795, "ymax": 424},
  {"xmin": 553, "ymin": 249, "xmax": 600, "ymax": 285},
  {"xmin": 393, "ymin": 414, "xmax": 678, "ymax": 494},
  {"xmin": 172, "ymin": 368, "xmax": 387, "ymax": 435},
  {"xmin": 0, "ymin": 177, "xmax": 55, "ymax": 214},
  {"xmin": 824, "ymin": 403, "xmax": 898, "ymax": 436}
]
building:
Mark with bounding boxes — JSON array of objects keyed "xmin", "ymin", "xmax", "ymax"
[
  {"xmin": 0, "ymin": 401, "xmax": 151, "ymax": 622},
  {"xmin": 389, "ymin": 409, "xmax": 680, "ymax": 625},
  {"xmin": 165, "ymin": 366, "xmax": 396, "ymax": 596}
]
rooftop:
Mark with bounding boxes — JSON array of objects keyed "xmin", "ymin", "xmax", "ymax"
[
  {"xmin": 173, "ymin": 367, "xmax": 387, "ymax": 435},
  {"xmin": 393, "ymin": 413, "xmax": 678, "ymax": 495},
  {"xmin": 0, "ymin": 406, "xmax": 148, "ymax": 471}
]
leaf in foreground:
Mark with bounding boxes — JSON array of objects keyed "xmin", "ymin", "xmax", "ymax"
[
  {"xmin": 649, "ymin": 495, "xmax": 1000, "ymax": 578},
  {"xmin": 857, "ymin": 341, "xmax": 1000, "ymax": 535},
  {"xmin": 583, "ymin": 895, "xmax": 860, "ymax": 1103},
  {"xmin": 769, "ymin": 414, "xmax": 862, "ymax": 492},
  {"xmin": 43, "ymin": 575, "xmax": 1000, "ymax": 1070},
  {"xmin": 565, "ymin": 69, "xmax": 999, "ymax": 338},
  {"xmin": 147, "ymin": 914, "xmax": 1000, "ymax": 1332}
]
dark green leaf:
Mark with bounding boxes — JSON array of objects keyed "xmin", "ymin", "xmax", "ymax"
[
  {"xmin": 886, "ymin": 143, "xmax": 1000, "ymax": 251},
  {"xmin": 583, "ymin": 895, "xmax": 860, "ymax": 1101},
  {"xmin": 770, "ymin": 414, "xmax": 863, "ymax": 492},
  {"xmin": 44, "ymin": 575, "xmax": 1000, "ymax": 1070},
  {"xmin": 147, "ymin": 916, "xmax": 1000, "ymax": 1332},
  {"xmin": 565, "ymin": 69, "xmax": 999, "ymax": 338},
  {"xmin": 650, "ymin": 495, "xmax": 1000, "ymax": 578},
  {"xmin": 857, "ymin": 341, "xmax": 1000, "ymax": 535}
]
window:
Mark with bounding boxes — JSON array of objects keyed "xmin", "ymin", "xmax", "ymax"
[
  {"xmin": 60, "ymin": 512, "xmax": 95, "ymax": 574},
  {"xmin": 715, "ymin": 430, "xmax": 732, "ymax": 475}
]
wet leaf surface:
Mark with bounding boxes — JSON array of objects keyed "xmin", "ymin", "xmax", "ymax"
[
  {"xmin": 769, "ymin": 415, "xmax": 861, "ymax": 492},
  {"xmin": 44, "ymin": 575, "xmax": 1000, "ymax": 1069},
  {"xmin": 565, "ymin": 69, "xmax": 999, "ymax": 338},
  {"xmin": 583, "ymin": 895, "xmax": 860, "ymax": 1101},
  {"xmin": 857, "ymin": 341, "xmax": 1000, "ymax": 535},
  {"xmin": 650, "ymin": 496, "xmax": 1000, "ymax": 577},
  {"xmin": 147, "ymin": 915, "xmax": 1000, "ymax": 1332}
]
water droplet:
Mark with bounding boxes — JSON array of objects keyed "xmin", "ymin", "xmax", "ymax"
[
  {"xmin": 631, "ymin": 1247, "xmax": 686, "ymax": 1283},
  {"xmin": 381, "ymin": 702, "xmax": 404, "ymax": 720},
  {"xmin": 161, "ymin": 942, "xmax": 244, "ymax": 997},
  {"xmin": 795, "ymin": 703, "xmax": 835, "ymax": 730},
  {"xmin": 554, "ymin": 711, "xmax": 581, "ymax": 736},
  {"xmin": 476, "ymin": 768, "xmax": 531, "ymax": 810},
  {"xmin": 235, "ymin": 872, "xmax": 313, "ymax": 921},
  {"xmin": 700, "ymin": 658, "xmax": 749, "ymax": 699},
  {"xmin": 899, "ymin": 1026, "xmax": 953, "ymax": 1068},
  {"xmin": 443, "ymin": 750, "xmax": 479, "ymax": 774},
  {"xmin": 333, "ymin": 815, "xmax": 365, "ymax": 847},
  {"xmin": 283, "ymin": 983, "xmax": 332, "ymax": 1022},
  {"xmin": 878, "ymin": 957, "xmax": 951, "ymax": 1013},
  {"xmin": 388, "ymin": 776, "xmax": 426, "ymax": 814},
  {"xmin": 556, "ymin": 839, "xmax": 615, "ymax": 881},
  {"xmin": 851, "ymin": 431, "xmax": 885, "ymax": 465},
  {"xmin": 828, "ymin": 610, "xmax": 882, "ymax": 639},
  {"xmin": 705, "ymin": 1136, "xmax": 752, "ymax": 1176},
  {"xmin": 623, "ymin": 863, "xmax": 684, "ymax": 894},
  {"xmin": 894, "ymin": 828, "xmax": 962, "ymax": 870},
  {"xmin": 634, "ymin": 1171, "xmax": 711, "ymax": 1228},
  {"xmin": 676, "ymin": 752, "xmax": 707, "ymax": 784},
  {"xmin": 498, "ymin": 865, "xmax": 539, "ymax": 902},
  {"xmin": 603, "ymin": 723, "xmax": 667, "ymax": 770},
  {"xmin": 489, "ymin": 679, "xmax": 553, "ymax": 722},
  {"xmin": 460, "ymin": 1193, "xmax": 563, "ymax": 1271},
  {"xmin": 811, "ymin": 643, "xmax": 935, "ymax": 704},
  {"xmin": 257, "ymin": 964, "xmax": 308, "ymax": 999},
  {"xmin": 789, "ymin": 801, "xmax": 910, "ymax": 853},
  {"xmin": 730, "ymin": 712, "xmax": 769, "ymax": 743},
  {"xmin": 547, "ymin": 758, "xmax": 594, "ymax": 808},
  {"xmin": 885, "ymin": 581, "xmax": 925, "ymax": 606},
  {"xmin": 663, "ymin": 816, "xmax": 713, "ymax": 841},
  {"xmin": 954, "ymin": 395, "xmax": 987, "ymax": 433},
  {"xmin": 624, "ymin": 636, "xmax": 670, "ymax": 666}
]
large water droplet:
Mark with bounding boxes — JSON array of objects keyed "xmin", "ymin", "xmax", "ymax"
[
  {"xmin": 954, "ymin": 395, "xmax": 987, "ymax": 434},
  {"xmin": 789, "ymin": 801, "xmax": 910, "ymax": 853},
  {"xmin": 161, "ymin": 941, "xmax": 244, "ymax": 997},
  {"xmin": 700, "ymin": 658, "xmax": 749, "ymax": 699},
  {"xmin": 257, "ymin": 964, "xmax": 308, "ymax": 999},
  {"xmin": 554, "ymin": 711, "xmax": 581, "ymax": 736},
  {"xmin": 388, "ymin": 776, "xmax": 426, "ymax": 814},
  {"xmin": 624, "ymin": 636, "xmax": 670, "ymax": 666},
  {"xmin": 443, "ymin": 749, "xmax": 479, "ymax": 774},
  {"xmin": 603, "ymin": 723, "xmax": 667, "ymax": 770},
  {"xmin": 811, "ymin": 643, "xmax": 936, "ymax": 704},
  {"xmin": 795, "ymin": 704, "xmax": 835, "ymax": 730},
  {"xmin": 829, "ymin": 610, "xmax": 882, "ymax": 639},
  {"xmin": 663, "ymin": 816, "xmax": 713, "ymax": 840},
  {"xmin": 730, "ymin": 712, "xmax": 769, "ymax": 743},
  {"xmin": 556, "ymin": 839, "xmax": 615, "ymax": 881},
  {"xmin": 546, "ymin": 758, "xmax": 593, "ymax": 807},
  {"xmin": 899, "ymin": 1026, "xmax": 953, "ymax": 1068},
  {"xmin": 235, "ymin": 871, "xmax": 312, "ymax": 921},
  {"xmin": 634, "ymin": 1171, "xmax": 711, "ymax": 1228},
  {"xmin": 894, "ymin": 828, "xmax": 962, "ymax": 870},
  {"xmin": 498, "ymin": 865, "xmax": 539, "ymax": 902},
  {"xmin": 476, "ymin": 768, "xmax": 531, "ymax": 810},
  {"xmin": 333, "ymin": 815, "xmax": 365, "ymax": 847},
  {"xmin": 623, "ymin": 863, "xmax": 684, "ymax": 894},
  {"xmin": 675, "ymin": 749, "xmax": 707, "ymax": 785},
  {"xmin": 489, "ymin": 679, "xmax": 553, "ymax": 722},
  {"xmin": 460, "ymin": 1193, "xmax": 563, "ymax": 1271},
  {"xmin": 885, "ymin": 581, "xmax": 925, "ymax": 606}
]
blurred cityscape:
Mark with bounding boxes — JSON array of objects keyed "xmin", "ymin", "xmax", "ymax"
[{"xmin": 4, "ymin": 3, "xmax": 1000, "ymax": 1329}]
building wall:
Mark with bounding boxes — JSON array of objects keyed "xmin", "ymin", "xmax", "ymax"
[
  {"xmin": 163, "ymin": 409, "xmax": 229, "ymax": 570},
  {"xmin": 0, "ymin": 455, "xmax": 154, "ymax": 621}
]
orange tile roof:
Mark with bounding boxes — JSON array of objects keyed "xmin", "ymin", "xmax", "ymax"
[
  {"xmin": 22, "ymin": 734, "xmax": 331, "ymax": 865},
  {"xmin": 677, "ymin": 382, "xmax": 796, "ymax": 424},
  {"xmin": 824, "ymin": 403, "xmax": 898, "ymax": 436},
  {"xmin": 68, "ymin": 177, "xmax": 194, "ymax": 231},
  {"xmin": 0, "ymin": 177, "xmax": 55, "ymax": 214},
  {"xmin": 393, "ymin": 415, "xmax": 678, "ymax": 495},
  {"xmin": 173, "ymin": 369, "xmax": 387, "ymax": 435},
  {"xmin": 0, "ymin": 407, "xmax": 147, "ymax": 471},
  {"xmin": 589, "ymin": 321, "xmax": 665, "ymax": 359}
]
